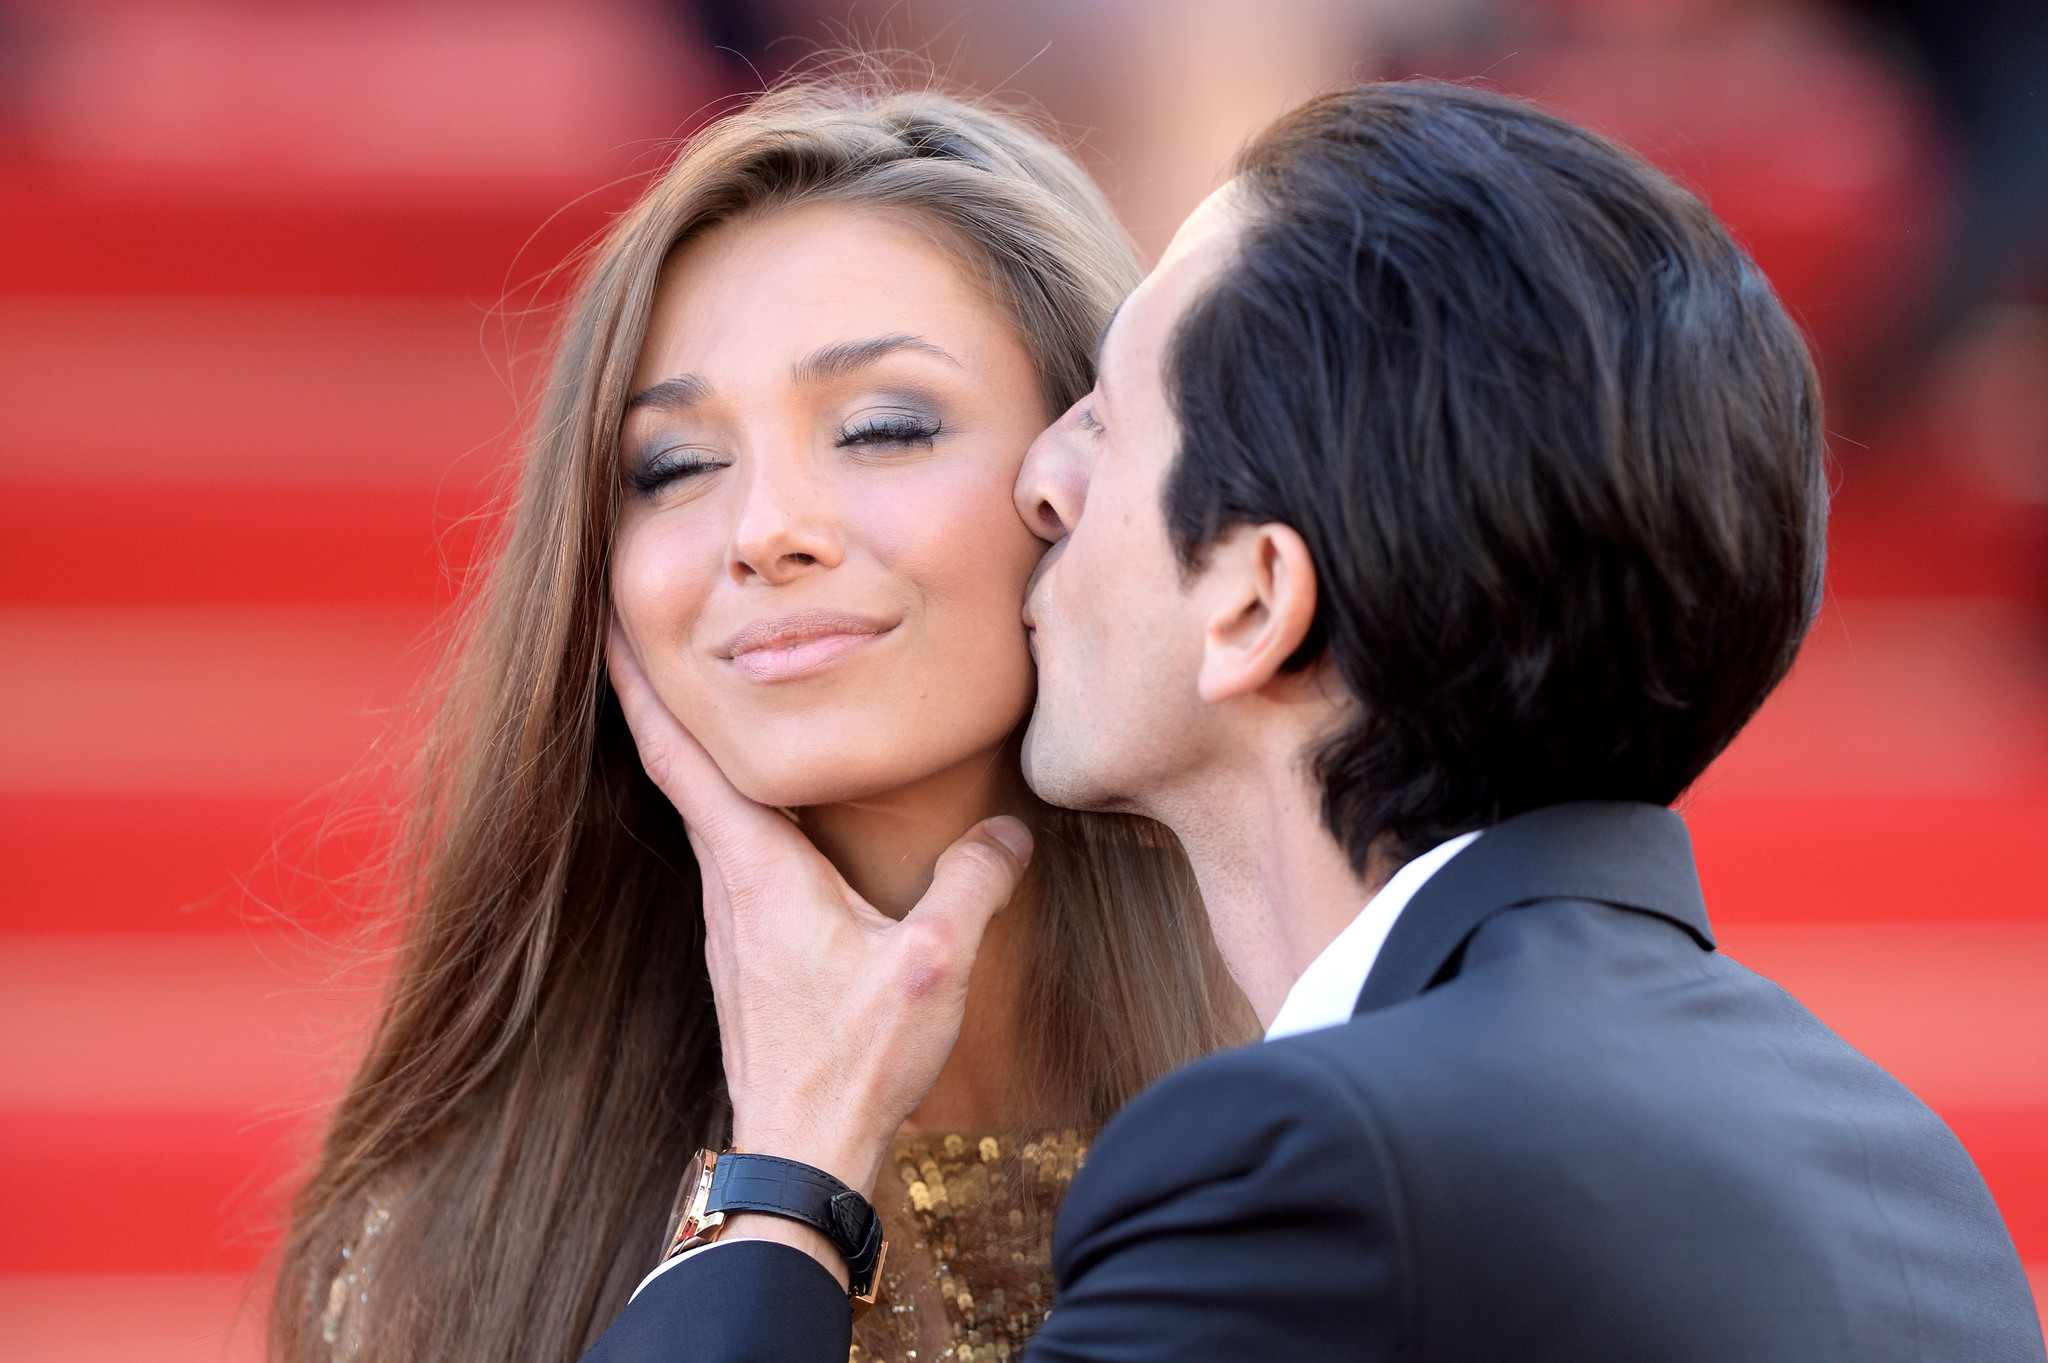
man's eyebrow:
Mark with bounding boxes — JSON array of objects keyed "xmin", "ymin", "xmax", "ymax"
[
  {"xmin": 624, "ymin": 374, "xmax": 710, "ymax": 413},
  {"xmin": 1092, "ymin": 304, "xmax": 1122, "ymax": 394},
  {"xmin": 793, "ymin": 333, "xmax": 959, "ymax": 386}
]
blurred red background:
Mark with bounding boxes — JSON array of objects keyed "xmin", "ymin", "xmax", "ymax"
[{"xmin": 2, "ymin": 0, "xmax": 2043, "ymax": 1357}]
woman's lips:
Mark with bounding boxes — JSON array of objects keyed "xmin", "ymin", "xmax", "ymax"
[
  {"xmin": 720, "ymin": 610, "xmax": 894, "ymax": 682},
  {"xmin": 727, "ymin": 630, "xmax": 883, "ymax": 681}
]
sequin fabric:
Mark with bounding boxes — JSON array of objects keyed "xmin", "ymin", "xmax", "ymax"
[
  {"xmin": 320, "ymin": 1188, "xmax": 396, "ymax": 1362},
  {"xmin": 850, "ymin": 1130, "xmax": 1087, "ymax": 1363},
  {"xmin": 317, "ymin": 1133, "xmax": 1085, "ymax": 1363}
]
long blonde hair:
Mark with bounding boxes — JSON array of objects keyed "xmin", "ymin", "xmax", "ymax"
[{"xmin": 271, "ymin": 74, "xmax": 1253, "ymax": 1363}]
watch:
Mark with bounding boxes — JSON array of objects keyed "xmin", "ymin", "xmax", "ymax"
[{"xmin": 661, "ymin": 1150, "xmax": 889, "ymax": 1313}]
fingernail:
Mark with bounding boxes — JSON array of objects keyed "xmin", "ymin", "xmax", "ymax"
[{"xmin": 985, "ymin": 816, "xmax": 1034, "ymax": 867}]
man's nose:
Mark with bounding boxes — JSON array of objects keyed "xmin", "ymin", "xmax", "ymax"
[
  {"xmin": 728, "ymin": 453, "xmax": 845, "ymax": 584},
  {"xmin": 1015, "ymin": 412, "xmax": 1089, "ymax": 545}
]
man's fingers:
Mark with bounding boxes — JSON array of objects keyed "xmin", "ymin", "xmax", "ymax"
[
  {"xmin": 981, "ymin": 816, "xmax": 1035, "ymax": 868},
  {"xmin": 606, "ymin": 619, "xmax": 791, "ymax": 849},
  {"xmin": 605, "ymin": 620, "xmax": 726, "ymax": 806},
  {"xmin": 901, "ymin": 817, "xmax": 1034, "ymax": 969}
]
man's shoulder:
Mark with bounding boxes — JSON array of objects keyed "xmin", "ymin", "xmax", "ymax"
[
  {"xmin": 1046, "ymin": 898, "xmax": 2042, "ymax": 1360},
  {"xmin": 1053, "ymin": 1036, "xmax": 1401, "ymax": 1277},
  {"xmin": 1256, "ymin": 900, "xmax": 2040, "ymax": 1359},
  {"xmin": 1266, "ymin": 896, "xmax": 1975, "ymax": 1196},
  {"xmin": 1055, "ymin": 895, "xmax": 1722, "ymax": 1251}
]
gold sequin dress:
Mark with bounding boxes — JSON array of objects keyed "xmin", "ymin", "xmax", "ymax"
[
  {"xmin": 317, "ymin": 1129, "xmax": 1088, "ymax": 1363},
  {"xmin": 852, "ymin": 1129, "xmax": 1087, "ymax": 1363}
]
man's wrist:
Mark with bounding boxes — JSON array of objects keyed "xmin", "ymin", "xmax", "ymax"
[
  {"xmin": 729, "ymin": 1125, "xmax": 892, "ymax": 1201},
  {"xmin": 684, "ymin": 1143, "xmax": 890, "ymax": 1302}
]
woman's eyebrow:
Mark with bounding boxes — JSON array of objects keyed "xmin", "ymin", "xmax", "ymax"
[
  {"xmin": 624, "ymin": 336, "xmax": 956, "ymax": 411},
  {"xmin": 624, "ymin": 373, "xmax": 711, "ymax": 413},
  {"xmin": 793, "ymin": 334, "xmax": 959, "ymax": 385}
]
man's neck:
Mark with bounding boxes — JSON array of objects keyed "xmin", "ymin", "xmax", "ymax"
[{"xmin": 1156, "ymin": 745, "xmax": 1391, "ymax": 1029}]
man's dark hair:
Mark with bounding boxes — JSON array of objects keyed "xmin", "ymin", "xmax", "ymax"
[{"xmin": 1165, "ymin": 80, "xmax": 1826, "ymax": 870}]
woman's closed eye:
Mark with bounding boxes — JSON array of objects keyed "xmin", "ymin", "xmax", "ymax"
[
  {"xmin": 624, "ymin": 405, "xmax": 943, "ymax": 494},
  {"xmin": 837, "ymin": 410, "xmax": 943, "ymax": 452},
  {"xmin": 626, "ymin": 446, "xmax": 729, "ymax": 496}
]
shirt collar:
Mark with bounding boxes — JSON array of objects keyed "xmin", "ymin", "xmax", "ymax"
[{"xmin": 1263, "ymin": 830, "xmax": 1484, "ymax": 1041}]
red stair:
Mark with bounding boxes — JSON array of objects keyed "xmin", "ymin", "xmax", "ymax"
[{"xmin": 3, "ymin": 7, "xmax": 2043, "ymax": 1357}]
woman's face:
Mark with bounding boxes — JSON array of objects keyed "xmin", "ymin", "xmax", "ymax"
[{"xmin": 612, "ymin": 202, "xmax": 1050, "ymax": 808}]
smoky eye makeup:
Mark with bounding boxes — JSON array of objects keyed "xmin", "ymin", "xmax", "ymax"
[
  {"xmin": 623, "ymin": 437, "xmax": 728, "ymax": 496},
  {"xmin": 618, "ymin": 383, "xmax": 954, "ymax": 494},
  {"xmin": 835, "ymin": 395, "xmax": 947, "ymax": 453}
]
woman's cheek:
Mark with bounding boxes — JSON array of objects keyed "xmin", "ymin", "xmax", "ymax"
[
  {"xmin": 867, "ymin": 453, "xmax": 1042, "ymax": 584},
  {"xmin": 617, "ymin": 517, "xmax": 716, "ymax": 636},
  {"xmin": 612, "ymin": 519, "xmax": 725, "ymax": 722}
]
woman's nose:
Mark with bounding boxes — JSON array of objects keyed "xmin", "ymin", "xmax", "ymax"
[{"xmin": 727, "ymin": 455, "xmax": 846, "ymax": 584}]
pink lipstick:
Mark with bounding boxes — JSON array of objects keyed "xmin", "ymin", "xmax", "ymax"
[{"xmin": 719, "ymin": 610, "xmax": 894, "ymax": 682}]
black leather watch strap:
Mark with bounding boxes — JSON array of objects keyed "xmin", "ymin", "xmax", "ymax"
[{"xmin": 703, "ymin": 1153, "xmax": 886, "ymax": 1299}]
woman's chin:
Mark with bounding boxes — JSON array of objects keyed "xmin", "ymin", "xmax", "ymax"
[
  {"xmin": 722, "ymin": 762, "xmax": 902, "ymax": 812},
  {"xmin": 719, "ymin": 745, "xmax": 1018, "ymax": 812}
]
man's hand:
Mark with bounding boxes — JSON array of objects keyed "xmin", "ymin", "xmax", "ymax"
[{"xmin": 607, "ymin": 622, "xmax": 1032, "ymax": 1214}]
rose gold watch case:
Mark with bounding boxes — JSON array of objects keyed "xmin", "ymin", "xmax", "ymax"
[{"xmin": 661, "ymin": 1148, "xmax": 725, "ymax": 1261}]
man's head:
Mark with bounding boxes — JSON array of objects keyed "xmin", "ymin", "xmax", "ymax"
[{"xmin": 1015, "ymin": 81, "xmax": 1825, "ymax": 868}]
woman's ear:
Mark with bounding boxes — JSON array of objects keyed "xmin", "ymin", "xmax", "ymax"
[{"xmin": 1194, "ymin": 523, "xmax": 1319, "ymax": 705}]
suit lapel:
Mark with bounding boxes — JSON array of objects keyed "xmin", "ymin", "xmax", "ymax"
[{"xmin": 1352, "ymin": 801, "xmax": 1713, "ymax": 1016}]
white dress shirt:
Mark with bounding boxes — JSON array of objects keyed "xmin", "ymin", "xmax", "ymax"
[
  {"xmin": 633, "ymin": 828, "xmax": 1484, "ymax": 1302},
  {"xmin": 1263, "ymin": 830, "xmax": 1482, "ymax": 1041}
]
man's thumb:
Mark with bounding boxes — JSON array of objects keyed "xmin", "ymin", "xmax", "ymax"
[{"xmin": 909, "ymin": 816, "xmax": 1034, "ymax": 942}]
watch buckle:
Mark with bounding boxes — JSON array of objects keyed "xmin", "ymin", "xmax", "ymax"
[{"xmin": 850, "ymin": 1238, "xmax": 888, "ymax": 1320}]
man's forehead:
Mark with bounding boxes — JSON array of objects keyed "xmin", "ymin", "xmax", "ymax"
[
  {"xmin": 1101, "ymin": 182, "xmax": 1248, "ymax": 395},
  {"xmin": 1161, "ymin": 179, "xmax": 1249, "ymax": 272}
]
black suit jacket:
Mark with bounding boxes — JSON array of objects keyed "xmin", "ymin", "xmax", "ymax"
[{"xmin": 585, "ymin": 802, "xmax": 2045, "ymax": 1362}]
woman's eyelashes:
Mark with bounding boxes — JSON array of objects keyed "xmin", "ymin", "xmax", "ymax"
[
  {"xmin": 625, "ymin": 405, "xmax": 944, "ymax": 494},
  {"xmin": 626, "ymin": 446, "xmax": 728, "ymax": 496},
  {"xmin": 836, "ymin": 410, "xmax": 942, "ymax": 451}
]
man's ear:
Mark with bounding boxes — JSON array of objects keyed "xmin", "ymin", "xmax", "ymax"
[{"xmin": 1194, "ymin": 523, "xmax": 1319, "ymax": 705}]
